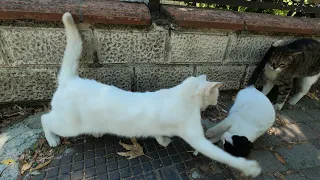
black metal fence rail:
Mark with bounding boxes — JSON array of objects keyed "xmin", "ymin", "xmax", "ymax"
[{"xmin": 150, "ymin": 0, "xmax": 320, "ymax": 17}]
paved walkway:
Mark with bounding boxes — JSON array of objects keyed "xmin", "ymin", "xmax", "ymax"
[{"xmin": 1, "ymin": 90, "xmax": 320, "ymax": 180}]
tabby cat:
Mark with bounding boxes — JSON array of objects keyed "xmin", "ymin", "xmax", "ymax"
[{"xmin": 249, "ymin": 38, "xmax": 320, "ymax": 111}]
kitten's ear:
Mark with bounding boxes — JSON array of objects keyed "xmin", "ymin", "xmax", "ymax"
[{"xmin": 289, "ymin": 51, "xmax": 302, "ymax": 59}]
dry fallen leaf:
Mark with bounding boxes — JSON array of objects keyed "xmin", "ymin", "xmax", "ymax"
[
  {"xmin": 30, "ymin": 159, "xmax": 51, "ymax": 172},
  {"xmin": 20, "ymin": 162, "xmax": 32, "ymax": 174},
  {"xmin": 274, "ymin": 153, "xmax": 286, "ymax": 165},
  {"xmin": 117, "ymin": 138, "xmax": 145, "ymax": 159},
  {"xmin": 306, "ymin": 92, "xmax": 319, "ymax": 101},
  {"xmin": 1, "ymin": 159, "xmax": 15, "ymax": 165}
]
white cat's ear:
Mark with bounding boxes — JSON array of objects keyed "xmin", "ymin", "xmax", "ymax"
[
  {"xmin": 195, "ymin": 82, "xmax": 223, "ymax": 96},
  {"xmin": 197, "ymin": 75, "xmax": 207, "ymax": 81},
  {"xmin": 205, "ymin": 82, "xmax": 223, "ymax": 95}
]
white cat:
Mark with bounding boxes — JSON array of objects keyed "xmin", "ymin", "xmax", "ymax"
[
  {"xmin": 41, "ymin": 12, "xmax": 261, "ymax": 177},
  {"xmin": 206, "ymin": 86, "xmax": 275, "ymax": 157}
]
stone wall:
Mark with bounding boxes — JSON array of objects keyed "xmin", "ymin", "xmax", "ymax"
[{"xmin": 0, "ymin": 1, "xmax": 320, "ymax": 103}]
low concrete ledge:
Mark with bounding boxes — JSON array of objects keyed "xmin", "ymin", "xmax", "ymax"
[
  {"xmin": 162, "ymin": 5, "xmax": 319, "ymax": 35},
  {"xmin": 0, "ymin": 0, "xmax": 151, "ymax": 26}
]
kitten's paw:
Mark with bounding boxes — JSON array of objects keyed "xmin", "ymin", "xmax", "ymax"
[
  {"xmin": 46, "ymin": 135, "xmax": 61, "ymax": 147},
  {"xmin": 273, "ymin": 102, "xmax": 285, "ymax": 111},
  {"xmin": 240, "ymin": 159, "xmax": 261, "ymax": 177},
  {"xmin": 156, "ymin": 136, "xmax": 171, "ymax": 147}
]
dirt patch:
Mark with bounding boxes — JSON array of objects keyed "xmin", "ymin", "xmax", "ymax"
[{"xmin": 0, "ymin": 102, "xmax": 50, "ymax": 131}]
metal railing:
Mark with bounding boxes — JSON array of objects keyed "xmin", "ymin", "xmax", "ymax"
[{"xmin": 150, "ymin": 0, "xmax": 320, "ymax": 17}]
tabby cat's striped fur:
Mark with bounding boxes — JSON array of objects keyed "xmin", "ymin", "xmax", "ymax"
[{"xmin": 249, "ymin": 38, "xmax": 320, "ymax": 110}]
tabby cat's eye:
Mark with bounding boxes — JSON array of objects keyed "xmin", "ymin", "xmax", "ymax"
[{"xmin": 279, "ymin": 63, "xmax": 286, "ymax": 66}]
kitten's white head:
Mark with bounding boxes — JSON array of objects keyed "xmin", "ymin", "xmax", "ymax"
[{"xmin": 193, "ymin": 75, "xmax": 223, "ymax": 111}]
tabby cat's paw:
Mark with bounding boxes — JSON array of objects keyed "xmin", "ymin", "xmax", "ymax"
[
  {"xmin": 273, "ymin": 102, "xmax": 285, "ymax": 111},
  {"xmin": 288, "ymin": 98, "xmax": 299, "ymax": 105}
]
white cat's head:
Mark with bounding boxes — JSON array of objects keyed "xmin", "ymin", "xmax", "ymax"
[
  {"xmin": 192, "ymin": 75, "xmax": 223, "ymax": 111},
  {"xmin": 222, "ymin": 132, "xmax": 253, "ymax": 158}
]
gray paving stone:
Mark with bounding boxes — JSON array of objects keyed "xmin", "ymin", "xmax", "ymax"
[
  {"xmin": 285, "ymin": 172, "xmax": 307, "ymax": 180},
  {"xmin": 272, "ymin": 123, "xmax": 319, "ymax": 142},
  {"xmin": 305, "ymin": 109, "xmax": 320, "ymax": 122},
  {"xmin": 300, "ymin": 166, "xmax": 320, "ymax": 179},
  {"xmin": 276, "ymin": 144, "xmax": 320, "ymax": 170},
  {"xmin": 23, "ymin": 112, "xmax": 45, "ymax": 129},
  {"xmin": 254, "ymin": 174, "xmax": 278, "ymax": 180},
  {"xmin": 248, "ymin": 150, "xmax": 288, "ymax": 172},
  {"xmin": 296, "ymin": 97, "xmax": 320, "ymax": 108},
  {"xmin": 254, "ymin": 133, "xmax": 284, "ymax": 149},
  {"xmin": 307, "ymin": 122, "xmax": 320, "ymax": 134},
  {"xmin": 278, "ymin": 109, "xmax": 316, "ymax": 124}
]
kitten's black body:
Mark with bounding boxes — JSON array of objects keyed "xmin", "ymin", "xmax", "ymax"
[
  {"xmin": 249, "ymin": 38, "xmax": 320, "ymax": 110},
  {"xmin": 223, "ymin": 136, "xmax": 253, "ymax": 158}
]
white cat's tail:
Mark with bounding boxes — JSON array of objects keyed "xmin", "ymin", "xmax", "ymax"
[{"xmin": 58, "ymin": 12, "xmax": 82, "ymax": 86}]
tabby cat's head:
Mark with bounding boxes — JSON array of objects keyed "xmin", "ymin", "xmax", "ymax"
[{"xmin": 266, "ymin": 46, "xmax": 302, "ymax": 71}]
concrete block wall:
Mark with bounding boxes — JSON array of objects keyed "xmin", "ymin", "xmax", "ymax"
[{"xmin": 0, "ymin": 25, "xmax": 299, "ymax": 103}]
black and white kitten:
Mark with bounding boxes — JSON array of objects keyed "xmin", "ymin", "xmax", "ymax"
[
  {"xmin": 206, "ymin": 86, "xmax": 276, "ymax": 157},
  {"xmin": 249, "ymin": 38, "xmax": 320, "ymax": 111}
]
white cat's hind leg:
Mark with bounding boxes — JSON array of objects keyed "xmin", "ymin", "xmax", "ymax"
[
  {"xmin": 156, "ymin": 136, "xmax": 171, "ymax": 147},
  {"xmin": 41, "ymin": 113, "xmax": 61, "ymax": 147},
  {"xmin": 289, "ymin": 74, "xmax": 319, "ymax": 105}
]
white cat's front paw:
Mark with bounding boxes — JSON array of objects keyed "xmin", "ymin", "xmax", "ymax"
[
  {"xmin": 156, "ymin": 136, "xmax": 171, "ymax": 147},
  {"xmin": 273, "ymin": 102, "xmax": 285, "ymax": 111},
  {"xmin": 46, "ymin": 135, "xmax": 61, "ymax": 147},
  {"xmin": 161, "ymin": 137, "xmax": 172, "ymax": 147},
  {"xmin": 239, "ymin": 159, "xmax": 261, "ymax": 177}
]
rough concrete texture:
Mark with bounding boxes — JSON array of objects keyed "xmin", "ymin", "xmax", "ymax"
[
  {"xmin": 225, "ymin": 34, "xmax": 280, "ymax": 63},
  {"xmin": 248, "ymin": 150, "xmax": 288, "ymax": 172},
  {"xmin": 0, "ymin": 28, "xmax": 94, "ymax": 66},
  {"xmin": 276, "ymin": 144, "xmax": 320, "ymax": 170},
  {"xmin": 243, "ymin": 65, "xmax": 264, "ymax": 87},
  {"xmin": 135, "ymin": 65, "xmax": 193, "ymax": 92},
  {"xmin": 0, "ymin": 113, "xmax": 43, "ymax": 180},
  {"xmin": 78, "ymin": 66, "xmax": 133, "ymax": 91},
  {"xmin": 95, "ymin": 29, "xmax": 167, "ymax": 63},
  {"xmin": 196, "ymin": 65, "xmax": 246, "ymax": 90},
  {"xmin": 168, "ymin": 31, "xmax": 228, "ymax": 63},
  {"xmin": 0, "ymin": 67, "xmax": 57, "ymax": 102}
]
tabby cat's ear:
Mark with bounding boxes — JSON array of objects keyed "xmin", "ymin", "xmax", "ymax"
[{"xmin": 289, "ymin": 51, "xmax": 302, "ymax": 59}]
